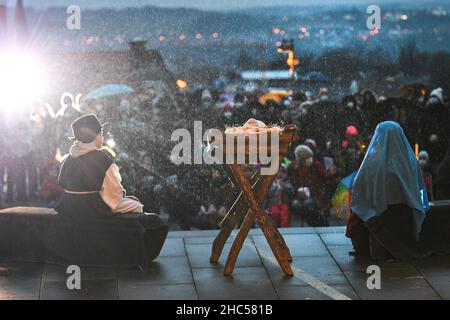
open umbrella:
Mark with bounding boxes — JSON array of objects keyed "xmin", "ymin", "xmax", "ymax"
[
  {"xmin": 84, "ymin": 84, "xmax": 134, "ymax": 101},
  {"xmin": 396, "ymin": 83, "xmax": 431, "ymax": 101},
  {"xmin": 331, "ymin": 171, "xmax": 357, "ymax": 220},
  {"xmin": 258, "ymin": 90, "xmax": 289, "ymax": 105}
]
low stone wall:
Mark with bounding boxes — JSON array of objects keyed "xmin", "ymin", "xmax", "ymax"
[{"xmin": 0, "ymin": 207, "xmax": 168, "ymax": 268}]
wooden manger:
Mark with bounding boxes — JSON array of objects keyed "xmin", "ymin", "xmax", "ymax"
[{"xmin": 208, "ymin": 123, "xmax": 298, "ymax": 276}]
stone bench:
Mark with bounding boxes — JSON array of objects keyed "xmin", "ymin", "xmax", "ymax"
[
  {"xmin": 0, "ymin": 207, "xmax": 168, "ymax": 268},
  {"xmin": 420, "ymin": 200, "xmax": 450, "ymax": 253},
  {"xmin": 349, "ymin": 200, "xmax": 450, "ymax": 259}
]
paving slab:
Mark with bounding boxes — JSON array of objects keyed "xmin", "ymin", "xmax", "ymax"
[
  {"xmin": 192, "ymin": 266, "xmax": 278, "ymax": 300},
  {"xmin": 159, "ymin": 238, "xmax": 187, "ymax": 257},
  {"xmin": 413, "ymin": 255, "xmax": 450, "ymax": 276},
  {"xmin": 314, "ymin": 227, "xmax": 346, "ymax": 234},
  {"xmin": 40, "ymin": 279, "xmax": 118, "ymax": 300},
  {"xmin": 184, "ymin": 236, "xmax": 253, "ymax": 245},
  {"xmin": 0, "ymin": 262, "xmax": 43, "ymax": 299},
  {"xmin": 185, "ymin": 242, "xmax": 262, "ymax": 269},
  {"xmin": 253, "ymin": 234, "xmax": 330, "ymax": 257},
  {"xmin": 424, "ymin": 275, "xmax": 450, "ymax": 299},
  {"xmin": 117, "ymin": 256, "xmax": 193, "ymax": 286},
  {"xmin": 119, "ymin": 283, "xmax": 198, "ymax": 300},
  {"xmin": 263, "ymin": 256, "xmax": 349, "ymax": 287},
  {"xmin": 343, "ymin": 270, "xmax": 441, "ymax": 300},
  {"xmin": 327, "ymin": 245, "xmax": 376, "ymax": 272},
  {"xmin": 319, "ymin": 233, "xmax": 353, "ymax": 246},
  {"xmin": 42, "ymin": 264, "xmax": 116, "ymax": 281},
  {"xmin": 276, "ymin": 284, "xmax": 359, "ymax": 300}
]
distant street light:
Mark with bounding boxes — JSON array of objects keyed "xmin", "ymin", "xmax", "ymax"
[
  {"xmin": 276, "ymin": 39, "xmax": 299, "ymax": 76},
  {"xmin": 176, "ymin": 79, "xmax": 188, "ymax": 90},
  {"xmin": 286, "ymin": 50, "xmax": 299, "ymax": 76}
]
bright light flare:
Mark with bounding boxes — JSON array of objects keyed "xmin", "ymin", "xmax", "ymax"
[{"xmin": 0, "ymin": 52, "xmax": 47, "ymax": 114}]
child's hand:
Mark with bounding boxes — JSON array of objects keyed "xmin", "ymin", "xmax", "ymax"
[{"xmin": 126, "ymin": 195, "xmax": 140, "ymax": 202}]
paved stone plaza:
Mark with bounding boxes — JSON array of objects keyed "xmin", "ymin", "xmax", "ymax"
[{"xmin": 1, "ymin": 227, "xmax": 449, "ymax": 300}]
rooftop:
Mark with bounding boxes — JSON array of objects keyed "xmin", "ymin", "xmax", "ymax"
[{"xmin": 1, "ymin": 226, "xmax": 449, "ymax": 300}]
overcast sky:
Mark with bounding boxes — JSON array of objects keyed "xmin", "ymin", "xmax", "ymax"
[{"xmin": 2, "ymin": 0, "xmax": 436, "ymax": 11}]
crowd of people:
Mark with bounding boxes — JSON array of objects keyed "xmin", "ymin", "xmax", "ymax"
[{"xmin": 0, "ymin": 81, "xmax": 448, "ymax": 231}]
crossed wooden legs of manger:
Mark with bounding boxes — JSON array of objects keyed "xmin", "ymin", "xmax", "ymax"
[{"xmin": 210, "ymin": 164, "xmax": 294, "ymax": 276}]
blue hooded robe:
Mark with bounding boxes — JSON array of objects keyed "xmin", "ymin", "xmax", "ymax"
[{"xmin": 351, "ymin": 121, "xmax": 429, "ymax": 240}]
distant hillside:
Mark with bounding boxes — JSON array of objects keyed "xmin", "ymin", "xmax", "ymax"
[
  {"xmin": 237, "ymin": 1, "xmax": 450, "ymax": 16},
  {"xmin": 6, "ymin": 4, "xmax": 450, "ymax": 70}
]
